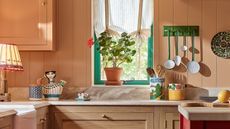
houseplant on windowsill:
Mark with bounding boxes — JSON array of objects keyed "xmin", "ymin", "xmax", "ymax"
[{"xmin": 88, "ymin": 31, "xmax": 136, "ymax": 85}]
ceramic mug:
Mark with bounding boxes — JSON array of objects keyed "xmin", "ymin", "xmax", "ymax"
[{"xmin": 29, "ymin": 85, "xmax": 42, "ymax": 100}]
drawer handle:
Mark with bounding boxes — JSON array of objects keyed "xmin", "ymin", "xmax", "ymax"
[
  {"xmin": 102, "ymin": 114, "xmax": 109, "ymax": 119},
  {"xmin": 102, "ymin": 114, "xmax": 107, "ymax": 118},
  {"xmin": 40, "ymin": 118, "xmax": 47, "ymax": 123}
]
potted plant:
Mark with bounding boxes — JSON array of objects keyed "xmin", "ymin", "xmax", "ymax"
[{"xmin": 90, "ymin": 31, "xmax": 136, "ymax": 85}]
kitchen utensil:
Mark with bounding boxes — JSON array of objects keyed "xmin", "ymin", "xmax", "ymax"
[
  {"xmin": 211, "ymin": 31, "xmax": 230, "ymax": 58},
  {"xmin": 146, "ymin": 67, "xmax": 155, "ymax": 77},
  {"xmin": 181, "ymin": 35, "xmax": 188, "ymax": 51},
  {"xmin": 156, "ymin": 65, "xmax": 166, "ymax": 77},
  {"xmin": 164, "ymin": 31, "xmax": 175, "ymax": 69},
  {"xmin": 187, "ymin": 32, "xmax": 200, "ymax": 73},
  {"xmin": 174, "ymin": 31, "xmax": 182, "ymax": 66}
]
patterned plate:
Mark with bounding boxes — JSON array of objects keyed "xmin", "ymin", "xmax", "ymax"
[{"xmin": 211, "ymin": 31, "xmax": 230, "ymax": 58}]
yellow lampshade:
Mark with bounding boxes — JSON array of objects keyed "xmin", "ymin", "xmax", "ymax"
[{"xmin": 0, "ymin": 44, "xmax": 23, "ymax": 71}]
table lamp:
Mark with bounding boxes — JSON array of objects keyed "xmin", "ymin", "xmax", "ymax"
[{"xmin": 0, "ymin": 44, "xmax": 23, "ymax": 101}]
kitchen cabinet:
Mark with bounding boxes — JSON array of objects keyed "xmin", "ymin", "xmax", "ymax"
[
  {"xmin": 180, "ymin": 114, "xmax": 230, "ymax": 129},
  {"xmin": 50, "ymin": 106, "xmax": 154, "ymax": 129},
  {"xmin": 165, "ymin": 113, "xmax": 179, "ymax": 129},
  {"xmin": 0, "ymin": 0, "xmax": 56, "ymax": 51},
  {"xmin": 0, "ymin": 116, "xmax": 14, "ymax": 129},
  {"xmin": 158, "ymin": 107, "xmax": 180, "ymax": 129},
  {"xmin": 37, "ymin": 107, "xmax": 49, "ymax": 129}
]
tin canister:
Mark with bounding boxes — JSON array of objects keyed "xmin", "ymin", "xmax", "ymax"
[
  {"xmin": 150, "ymin": 77, "xmax": 165, "ymax": 100},
  {"xmin": 29, "ymin": 85, "xmax": 42, "ymax": 100}
]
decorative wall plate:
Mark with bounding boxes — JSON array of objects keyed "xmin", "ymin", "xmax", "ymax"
[{"xmin": 211, "ymin": 31, "xmax": 230, "ymax": 58}]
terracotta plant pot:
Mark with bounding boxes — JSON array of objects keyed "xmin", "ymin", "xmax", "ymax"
[{"xmin": 104, "ymin": 67, "xmax": 123, "ymax": 85}]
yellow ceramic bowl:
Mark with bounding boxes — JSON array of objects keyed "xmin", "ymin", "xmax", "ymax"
[{"xmin": 168, "ymin": 89, "xmax": 185, "ymax": 101}]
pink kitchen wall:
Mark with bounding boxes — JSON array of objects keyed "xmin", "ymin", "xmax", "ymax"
[
  {"xmin": 7, "ymin": 0, "xmax": 230, "ymax": 88},
  {"xmin": 155, "ymin": 0, "xmax": 230, "ymax": 87}
]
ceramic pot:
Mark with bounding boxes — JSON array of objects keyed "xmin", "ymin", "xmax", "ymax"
[{"xmin": 104, "ymin": 67, "xmax": 123, "ymax": 85}]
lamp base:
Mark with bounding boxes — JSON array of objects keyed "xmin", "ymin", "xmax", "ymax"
[{"xmin": 0, "ymin": 93, "xmax": 11, "ymax": 102}]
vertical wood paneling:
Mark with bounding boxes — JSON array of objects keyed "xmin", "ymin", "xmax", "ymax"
[
  {"xmin": 158, "ymin": 0, "xmax": 174, "ymax": 84},
  {"xmin": 216, "ymin": 0, "xmax": 230, "ymax": 87},
  {"xmin": 186, "ymin": 0, "xmax": 202, "ymax": 87},
  {"xmin": 43, "ymin": 52, "xmax": 59, "ymax": 72},
  {"xmin": 157, "ymin": 0, "xmax": 230, "ymax": 88},
  {"xmin": 154, "ymin": 0, "xmax": 159, "ymax": 66},
  {"xmin": 172, "ymin": 0, "xmax": 188, "ymax": 84},
  {"xmin": 57, "ymin": 0, "xmax": 74, "ymax": 86},
  {"xmin": 29, "ymin": 52, "xmax": 44, "ymax": 84},
  {"xmin": 6, "ymin": 71, "xmax": 15, "ymax": 87},
  {"xmin": 15, "ymin": 52, "xmax": 30, "ymax": 87},
  {"xmin": 159, "ymin": 0, "xmax": 174, "ymax": 65},
  {"xmin": 7, "ymin": 0, "xmax": 230, "ymax": 88},
  {"xmin": 8, "ymin": 0, "xmax": 91, "ymax": 87},
  {"xmin": 72, "ymin": 0, "xmax": 91, "ymax": 87},
  {"xmin": 202, "ymin": 0, "xmax": 217, "ymax": 87}
]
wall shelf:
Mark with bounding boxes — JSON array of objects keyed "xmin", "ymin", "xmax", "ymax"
[{"xmin": 163, "ymin": 26, "xmax": 199, "ymax": 36}]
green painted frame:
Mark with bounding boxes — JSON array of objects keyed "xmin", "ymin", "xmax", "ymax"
[{"xmin": 94, "ymin": 25, "xmax": 153, "ymax": 85}]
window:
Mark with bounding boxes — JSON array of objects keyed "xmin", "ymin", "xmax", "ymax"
[{"xmin": 93, "ymin": 0, "xmax": 153, "ymax": 85}]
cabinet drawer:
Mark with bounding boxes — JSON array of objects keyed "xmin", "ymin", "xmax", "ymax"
[
  {"xmin": 56, "ymin": 112, "xmax": 151, "ymax": 120},
  {"xmin": 54, "ymin": 112, "xmax": 153, "ymax": 129}
]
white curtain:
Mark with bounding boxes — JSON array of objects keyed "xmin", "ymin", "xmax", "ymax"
[{"xmin": 93, "ymin": 0, "xmax": 153, "ymax": 36}]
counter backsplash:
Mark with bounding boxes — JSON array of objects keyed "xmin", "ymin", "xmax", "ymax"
[{"xmin": 8, "ymin": 86, "xmax": 222, "ymax": 101}]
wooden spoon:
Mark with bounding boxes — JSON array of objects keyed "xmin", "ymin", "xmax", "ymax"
[{"xmin": 146, "ymin": 67, "xmax": 155, "ymax": 77}]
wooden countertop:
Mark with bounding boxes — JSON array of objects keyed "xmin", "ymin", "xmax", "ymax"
[
  {"xmin": 0, "ymin": 100, "xmax": 200, "ymax": 108},
  {"xmin": 48, "ymin": 100, "xmax": 200, "ymax": 106},
  {"xmin": 178, "ymin": 104, "xmax": 230, "ymax": 121},
  {"xmin": 0, "ymin": 109, "xmax": 16, "ymax": 118}
]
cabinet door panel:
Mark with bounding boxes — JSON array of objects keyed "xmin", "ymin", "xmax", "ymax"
[
  {"xmin": 165, "ymin": 113, "xmax": 179, "ymax": 129},
  {"xmin": 0, "ymin": 0, "xmax": 54, "ymax": 50},
  {"xmin": 37, "ymin": 107, "xmax": 49, "ymax": 129},
  {"xmin": 0, "ymin": 0, "xmax": 46, "ymax": 43}
]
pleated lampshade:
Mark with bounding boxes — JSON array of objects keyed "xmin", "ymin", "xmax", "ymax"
[{"xmin": 0, "ymin": 44, "xmax": 23, "ymax": 71}]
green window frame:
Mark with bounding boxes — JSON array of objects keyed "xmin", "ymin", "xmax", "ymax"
[{"xmin": 94, "ymin": 25, "xmax": 154, "ymax": 85}]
